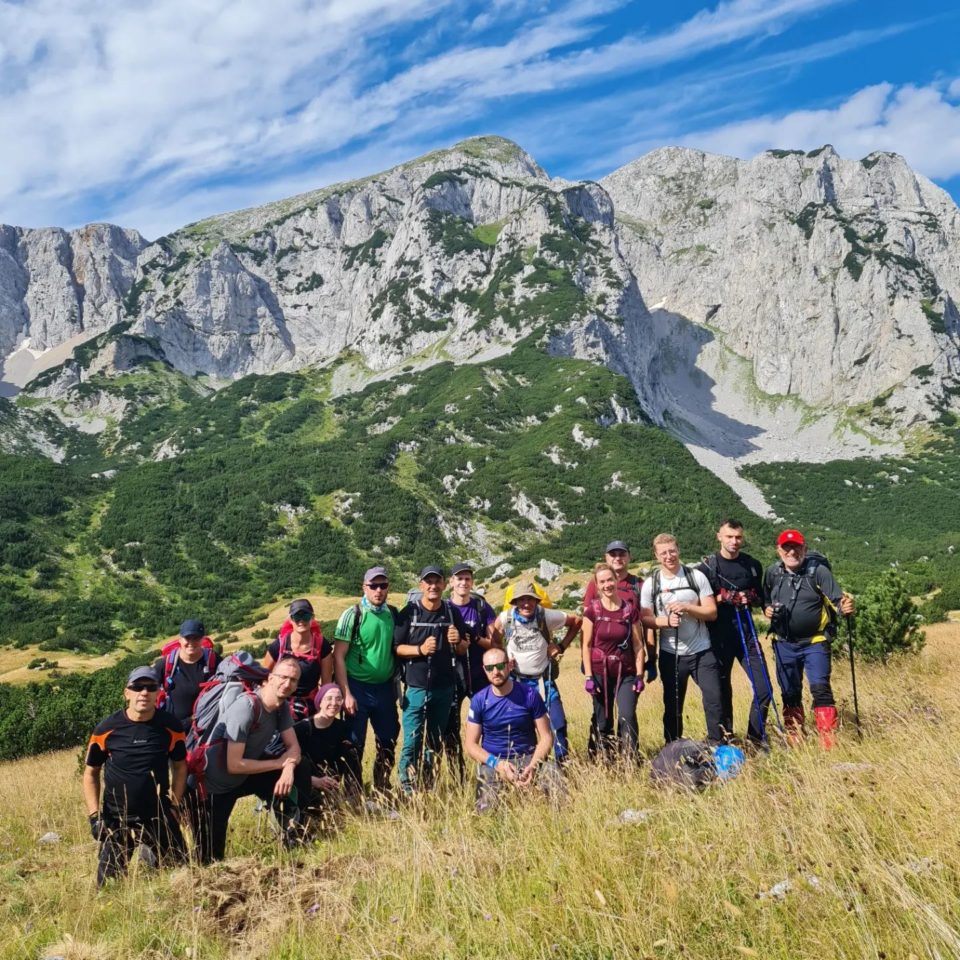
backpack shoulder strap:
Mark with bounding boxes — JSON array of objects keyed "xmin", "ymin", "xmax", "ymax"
[
  {"xmin": 681, "ymin": 565, "xmax": 701, "ymax": 600},
  {"xmin": 536, "ymin": 605, "xmax": 551, "ymax": 645},
  {"xmin": 350, "ymin": 604, "xmax": 363, "ymax": 646},
  {"xmin": 650, "ymin": 569, "xmax": 662, "ymax": 613},
  {"xmin": 163, "ymin": 648, "xmax": 179, "ymax": 685}
]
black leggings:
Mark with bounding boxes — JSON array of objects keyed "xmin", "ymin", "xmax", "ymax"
[
  {"xmin": 659, "ymin": 648, "xmax": 724, "ymax": 744},
  {"xmin": 96, "ymin": 801, "xmax": 185, "ymax": 886},
  {"xmin": 588, "ymin": 672, "xmax": 639, "ymax": 760}
]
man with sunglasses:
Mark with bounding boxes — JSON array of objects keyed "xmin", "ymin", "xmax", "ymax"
[
  {"xmin": 83, "ymin": 666, "xmax": 188, "ymax": 886},
  {"xmin": 333, "ymin": 566, "xmax": 400, "ymax": 795},
  {"xmin": 464, "ymin": 647, "xmax": 563, "ymax": 812},
  {"xmin": 764, "ymin": 529, "xmax": 855, "ymax": 748}
]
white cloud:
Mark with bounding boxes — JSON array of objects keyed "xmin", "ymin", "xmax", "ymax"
[
  {"xmin": 0, "ymin": 0, "xmax": 869, "ymax": 235},
  {"xmin": 679, "ymin": 78, "xmax": 960, "ymax": 180}
]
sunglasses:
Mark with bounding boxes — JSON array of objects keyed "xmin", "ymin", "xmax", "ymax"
[
  {"xmin": 290, "ymin": 612, "xmax": 313, "ymax": 623},
  {"xmin": 366, "ymin": 581, "xmax": 390, "ymax": 589},
  {"xmin": 128, "ymin": 683, "xmax": 159, "ymax": 693},
  {"xmin": 483, "ymin": 662, "xmax": 509, "ymax": 673}
]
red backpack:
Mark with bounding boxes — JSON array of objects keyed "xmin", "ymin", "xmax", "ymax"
[
  {"xmin": 276, "ymin": 619, "xmax": 325, "ymax": 660},
  {"xmin": 156, "ymin": 636, "xmax": 217, "ymax": 711}
]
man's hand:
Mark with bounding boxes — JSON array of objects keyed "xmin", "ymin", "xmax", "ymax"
[
  {"xmin": 496, "ymin": 760, "xmax": 519, "ymax": 783},
  {"xmin": 547, "ymin": 643, "xmax": 561, "ymax": 660},
  {"xmin": 314, "ymin": 775, "xmax": 340, "ymax": 792},
  {"xmin": 89, "ymin": 813, "xmax": 108, "ymax": 841},
  {"xmin": 446, "ymin": 625, "xmax": 461, "ymax": 645},
  {"xmin": 274, "ymin": 764, "xmax": 295, "ymax": 798},
  {"xmin": 344, "ymin": 692, "xmax": 358, "ymax": 716},
  {"xmin": 420, "ymin": 637, "xmax": 438, "ymax": 656},
  {"xmin": 516, "ymin": 762, "xmax": 537, "ymax": 787},
  {"xmin": 763, "ymin": 605, "xmax": 775, "ymax": 620},
  {"xmin": 840, "ymin": 593, "xmax": 855, "ymax": 616}
]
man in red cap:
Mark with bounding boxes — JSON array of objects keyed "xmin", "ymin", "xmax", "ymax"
[{"xmin": 763, "ymin": 529, "xmax": 855, "ymax": 748}]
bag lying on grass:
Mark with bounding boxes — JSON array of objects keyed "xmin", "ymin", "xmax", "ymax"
[{"xmin": 650, "ymin": 739, "xmax": 745, "ymax": 790}]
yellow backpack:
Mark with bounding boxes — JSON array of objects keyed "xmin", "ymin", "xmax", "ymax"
[{"xmin": 501, "ymin": 581, "xmax": 554, "ymax": 612}]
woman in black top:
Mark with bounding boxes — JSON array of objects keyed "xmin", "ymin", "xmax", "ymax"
[{"xmin": 294, "ymin": 684, "xmax": 361, "ymax": 822}]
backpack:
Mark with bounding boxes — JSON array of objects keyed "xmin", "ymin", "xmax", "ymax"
[
  {"xmin": 502, "ymin": 605, "xmax": 552, "ymax": 648},
  {"xmin": 766, "ymin": 551, "xmax": 837, "ymax": 639},
  {"xmin": 185, "ymin": 651, "xmax": 270, "ymax": 799},
  {"xmin": 501, "ymin": 581, "xmax": 554, "ymax": 612},
  {"xmin": 699, "ymin": 554, "xmax": 762, "ymax": 606},
  {"xmin": 585, "ymin": 598, "xmax": 636, "ymax": 677},
  {"xmin": 277, "ymin": 619, "xmax": 326, "ymax": 661},
  {"xmin": 650, "ymin": 739, "xmax": 717, "ymax": 790},
  {"xmin": 155, "ymin": 636, "xmax": 217, "ymax": 711},
  {"xmin": 648, "ymin": 565, "xmax": 701, "ymax": 616}
]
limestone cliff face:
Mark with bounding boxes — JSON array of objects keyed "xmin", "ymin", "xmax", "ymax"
[
  {"xmin": 121, "ymin": 136, "xmax": 641, "ymax": 381},
  {"xmin": 601, "ymin": 146, "xmax": 960, "ymax": 433},
  {"xmin": 3, "ymin": 137, "xmax": 959, "ymax": 478},
  {"xmin": 0, "ymin": 223, "xmax": 146, "ymax": 357}
]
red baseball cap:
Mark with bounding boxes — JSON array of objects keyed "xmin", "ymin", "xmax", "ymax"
[{"xmin": 776, "ymin": 529, "xmax": 805, "ymax": 547}]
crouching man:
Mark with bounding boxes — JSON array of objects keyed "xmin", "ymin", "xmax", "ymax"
[
  {"xmin": 83, "ymin": 666, "xmax": 187, "ymax": 887},
  {"xmin": 464, "ymin": 648, "xmax": 564, "ymax": 813},
  {"xmin": 200, "ymin": 657, "xmax": 313, "ymax": 861}
]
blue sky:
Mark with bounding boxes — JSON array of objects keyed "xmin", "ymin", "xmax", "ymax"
[{"xmin": 2, "ymin": 0, "xmax": 959, "ymax": 239}]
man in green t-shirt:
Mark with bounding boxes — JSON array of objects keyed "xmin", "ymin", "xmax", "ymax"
[{"xmin": 334, "ymin": 566, "xmax": 399, "ymax": 794}]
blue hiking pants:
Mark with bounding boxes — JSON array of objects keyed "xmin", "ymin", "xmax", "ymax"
[
  {"xmin": 774, "ymin": 640, "xmax": 834, "ymax": 709},
  {"xmin": 345, "ymin": 677, "xmax": 400, "ymax": 793},
  {"xmin": 515, "ymin": 670, "xmax": 569, "ymax": 762},
  {"xmin": 398, "ymin": 683, "xmax": 455, "ymax": 793}
]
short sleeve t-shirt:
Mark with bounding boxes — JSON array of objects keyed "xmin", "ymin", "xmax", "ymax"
[
  {"xmin": 334, "ymin": 603, "xmax": 396, "ymax": 684},
  {"xmin": 467, "ymin": 682, "xmax": 546, "ymax": 759},
  {"xmin": 696, "ymin": 553, "xmax": 763, "ymax": 644},
  {"xmin": 640, "ymin": 567, "xmax": 714, "ymax": 656},
  {"xmin": 450, "ymin": 596, "xmax": 497, "ymax": 690},
  {"xmin": 153, "ymin": 654, "xmax": 216, "ymax": 724},
  {"xmin": 85, "ymin": 709, "xmax": 186, "ymax": 820},
  {"xmin": 499, "ymin": 607, "xmax": 568, "ymax": 677},
  {"xmin": 203, "ymin": 693, "xmax": 293, "ymax": 796},
  {"xmin": 393, "ymin": 602, "xmax": 468, "ymax": 689}
]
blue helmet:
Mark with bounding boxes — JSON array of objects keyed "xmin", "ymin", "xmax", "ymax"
[{"xmin": 713, "ymin": 745, "xmax": 746, "ymax": 781}]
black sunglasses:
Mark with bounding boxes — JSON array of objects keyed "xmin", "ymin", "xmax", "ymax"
[
  {"xmin": 290, "ymin": 612, "xmax": 313, "ymax": 622},
  {"xmin": 483, "ymin": 662, "xmax": 509, "ymax": 673},
  {"xmin": 366, "ymin": 581, "xmax": 390, "ymax": 589},
  {"xmin": 128, "ymin": 683, "xmax": 159, "ymax": 693}
]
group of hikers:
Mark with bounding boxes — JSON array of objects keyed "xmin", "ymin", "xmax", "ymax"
[{"xmin": 83, "ymin": 519, "xmax": 856, "ymax": 885}]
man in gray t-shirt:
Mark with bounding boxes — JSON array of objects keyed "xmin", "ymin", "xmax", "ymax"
[
  {"xmin": 201, "ymin": 658, "xmax": 312, "ymax": 862},
  {"xmin": 640, "ymin": 534, "xmax": 723, "ymax": 745}
]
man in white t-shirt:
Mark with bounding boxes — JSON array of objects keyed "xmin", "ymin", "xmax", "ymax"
[
  {"xmin": 489, "ymin": 581, "xmax": 582, "ymax": 763},
  {"xmin": 640, "ymin": 534, "xmax": 723, "ymax": 744}
]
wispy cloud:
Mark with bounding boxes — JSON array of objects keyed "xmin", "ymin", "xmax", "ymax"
[{"xmin": 0, "ymin": 0, "xmax": 940, "ymax": 237}]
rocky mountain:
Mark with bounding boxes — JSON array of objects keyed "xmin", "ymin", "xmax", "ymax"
[{"xmin": 2, "ymin": 136, "xmax": 959, "ymax": 503}]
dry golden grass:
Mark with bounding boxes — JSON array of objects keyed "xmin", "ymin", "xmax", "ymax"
[{"xmin": 2, "ymin": 624, "xmax": 959, "ymax": 959}]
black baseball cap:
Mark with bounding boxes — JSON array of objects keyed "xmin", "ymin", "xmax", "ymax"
[
  {"xmin": 179, "ymin": 619, "xmax": 205, "ymax": 638},
  {"xmin": 126, "ymin": 666, "xmax": 159, "ymax": 688},
  {"xmin": 289, "ymin": 598, "xmax": 314, "ymax": 617},
  {"xmin": 605, "ymin": 540, "xmax": 630, "ymax": 554},
  {"xmin": 419, "ymin": 565, "xmax": 445, "ymax": 581},
  {"xmin": 450, "ymin": 562, "xmax": 474, "ymax": 576}
]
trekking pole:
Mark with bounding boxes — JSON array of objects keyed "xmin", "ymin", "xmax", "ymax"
[
  {"xmin": 845, "ymin": 614, "xmax": 862, "ymax": 738},
  {"xmin": 733, "ymin": 607, "xmax": 767, "ymax": 745},
  {"xmin": 743, "ymin": 607, "xmax": 784, "ymax": 735}
]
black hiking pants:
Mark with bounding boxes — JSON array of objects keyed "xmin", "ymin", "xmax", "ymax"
[
  {"xmin": 96, "ymin": 800, "xmax": 185, "ymax": 887},
  {"xmin": 712, "ymin": 628, "xmax": 772, "ymax": 744},
  {"xmin": 201, "ymin": 764, "xmax": 313, "ymax": 862},
  {"xmin": 659, "ymin": 648, "xmax": 724, "ymax": 744},
  {"xmin": 588, "ymin": 672, "xmax": 639, "ymax": 761}
]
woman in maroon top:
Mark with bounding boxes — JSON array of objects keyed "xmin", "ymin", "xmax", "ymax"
[{"xmin": 581, "ymin": 563, "xmax": 646, "ymax": 761}]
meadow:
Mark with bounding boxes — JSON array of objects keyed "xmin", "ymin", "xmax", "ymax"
[{"xmin": 1, "ymin": 622, "xmax": 957, "ymax": 960}]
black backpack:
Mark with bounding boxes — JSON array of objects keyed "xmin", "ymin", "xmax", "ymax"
[{"xmin": 648, "ymin": 565, "xmax": 701, "ymax": 616}]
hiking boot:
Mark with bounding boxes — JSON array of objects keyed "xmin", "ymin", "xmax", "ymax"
[
  {"xmin": 814, "ymin": 706, "xmax": 838, "ymax": 750},
  {"xmin": 783, "ymin": 705, "xmax": 805, "ymax": 746}
]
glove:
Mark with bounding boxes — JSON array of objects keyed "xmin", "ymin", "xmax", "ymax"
[
  {"xmin": 584, "ymin": 678, "xmax": 598, "ymax": 696},
  {"xmin": 89, "ymin": 813, "xmax": 108, "ymax": 841},
  {"xmin": 645, "ymin": 660, "xmax": 658, "ymax": 683},
  {"xmin": 633, "ymin": 677, "xmax": 645, "ymax": 695}
]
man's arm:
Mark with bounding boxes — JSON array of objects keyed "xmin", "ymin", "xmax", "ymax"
[
  {"xmin": 170, "ymin": 759, "xmax": 187, "ymax": 805},
  {"xmin": 82, "ymin": 765, "xmax": 101, "ymax": 817},
  {"xmin": 334, "ymin": 640, "xmax": 356, "ymax": 714},
  {"xmin": 464, "ymin": 719, "xmax": 487, "ymax": 765}
]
